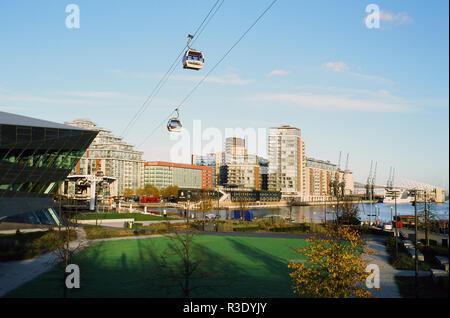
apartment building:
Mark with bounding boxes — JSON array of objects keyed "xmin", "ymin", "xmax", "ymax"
[
  {"xmin": 268, "ymin": 125, "xmax": 306, "ymax": 198},
  {"xmin": 144, "ymin": 161, "xmax": 213, "ymax": 190},
  {"xmin": 64, "ymin": 119, "xmax": 145, "ymax": 195},
  {"xmin": 306, "ymin": 157, "xmax": 354, "ymax": 201}
]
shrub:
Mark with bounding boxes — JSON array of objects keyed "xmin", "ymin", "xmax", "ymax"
[
  {"xmin": 386, "ymin": 237, "xmax": 402, "ymax": 250},
  {"xmin": 133, "ymin": 229, "xmax": 147, "ymax": 235},
  {"xmin": 269, "ymin": 224, "xmax": 310, "ymax": 233},
  {"xmin": 233, "ymin": 226, "xmax": 259, "ymax": 232},
  {"xmin": 392, "ymin": 253, "xmax": 431, "ymax": 271}
]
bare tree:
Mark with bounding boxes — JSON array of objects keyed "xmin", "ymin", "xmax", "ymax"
[
  {"xmin": 335, "ymin": 196, "xmax": 361, "ymax": 225},
  {"xmin": 198, "ymin": 192, "xmax": 213, "ymax": 231},
  {"xmin": 235, "ymin": 192, "xmax": 249, "ymax": 221},
  {"xmin": 146, "ymin": 218, "xmax": 233, "ymax": 297},
  {"xmin": 50, "ymin": 210, "xmax": 88, "ymax": 298}
]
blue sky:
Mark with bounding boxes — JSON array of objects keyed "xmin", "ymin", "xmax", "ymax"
[{"xmin": 0, "ymin": 0, "xmax": 448, "ymax": 188}]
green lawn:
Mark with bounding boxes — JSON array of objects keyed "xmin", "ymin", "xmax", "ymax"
[
  {"xmin": 72, "ymin": 213, "xmax": 175, "ymax": 221},
  {"xmin": 4, "ymin": 235, "xmax": 307, "ymax": 298}
]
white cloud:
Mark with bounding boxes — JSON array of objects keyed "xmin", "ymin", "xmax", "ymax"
[
  {"xmin": 49, "ymin": 90, "xmax": 137, "ymax": 99},
  {"xmin": 323, "ymin": 62, "xmax": 392, "ymax": 83},
  {"xmin": 323, "ymin": 62, "xmax": 349, "ymax": 72},
  {"xmin": 379, "ymin": 11, "xmax": 414, "ymax": 25},
  {"xmin": 242, "ymin": 91, "xmax": 415, "ymax": 113},
  {"xmin": 349, "ymin": 72, "xmax": 392, "ymax": 83},
  {"xmin": 267, "ymin": 69, "xmax": 291, "ymax": 77}
]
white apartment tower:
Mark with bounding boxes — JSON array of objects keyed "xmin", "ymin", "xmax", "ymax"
[
  {"xmin": 64, "ymin": 119, "xmax": 145, "ymax": 195},
  {"xmin": 268, "ymin": 125, "xmax": 306, "ymax": 198}
]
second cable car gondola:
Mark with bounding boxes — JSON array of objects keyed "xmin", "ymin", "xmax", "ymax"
[
  {"xmin": 167, "ymin": 109, "xmax": 182, "ymax": 132},
  {"xmin": 182, "ymin": 34, "xmax": 204, "ymax": 71}
]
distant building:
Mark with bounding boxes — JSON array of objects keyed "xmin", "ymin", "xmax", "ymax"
[
  {"xmin": 305, "ymin": 157, "xmax": 354, "ymax": 201},
  {"xmin": 0, "ymin": 111, "xmax": 97, "ymax": 224},
  {"xmin": 259, "ymin": 157, "xmax": 269, "ymax": 191},
  {"xmin": 193, "ymin": 137, "xmax": 267, "ymax": 191},
  {"xmin": 144, "ymin": 161, "xmax": 213, "ymax": 190},
  {"xmin": 220, "ymin": 152, "xmax": 261, "ymax": 190},
  {"xmin": 268, "ymin": 125, "xmax": 306, "ymax": 198},
  {"xmin": 192, "ymin": 152, "xmax": 222, "ymax": 187},
  {"xmin": 225, "ymin": 137, "xmax": 247, "ymax": 157},
  {"xmin": 64, "ymin": 119, "xmax": 145, "ymax": 196}
]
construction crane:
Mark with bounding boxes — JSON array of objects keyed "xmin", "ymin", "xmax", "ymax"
[
  {"xmin": 366, "ymin": 161, "xmax": 373, "ymax": 197},
  {"xmin": 386, "ymin": 166, "xmax": 396, "ymax": 189},
  {"xmin": 387, "ymin": 166, "xmax": 393, "ymax": 188},
  {"xmin": 345, "ymin": 153, "xmax": 349, "ymax": 171},
  {"xmin": 337, "ymin": 151, "xmax": 342, "ymax": 171},
  {"xmin": 372, "ymin": 161, "xmax": 377, "ymax": 187},
  {"xmin": 370, "ymin": 161, "xmax": 378, "ymax": 225}
]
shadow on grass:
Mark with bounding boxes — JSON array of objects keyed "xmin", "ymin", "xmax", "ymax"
[{"xmin": 4, "ymin": 236, "xmax": 305, "ymax": 298}]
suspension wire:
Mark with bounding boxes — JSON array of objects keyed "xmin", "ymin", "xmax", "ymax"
[
  {"xmin": 120, "ymin": 0, "xmax": 222, "ymax": 139},
  {"xmin": 193, "ymin": 0, "xmax": 225, "ymax": 44},
  {"xmin": 138, "ymin": 0, "xmax": 278, "ymax": 148}
]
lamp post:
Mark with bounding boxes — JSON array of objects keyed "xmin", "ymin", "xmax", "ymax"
[
  {"xmin": 386, "ymin": 188, "xmax": 400, "ymax": 258},
  {"xmin": 413, "ymin": 190, "xmax": 419, "ymax": 298},
  {"xmin": 424, "ymin": 191, "xmax": 429, "ymax": 246},
  {"xmin": 390, "ymin": 206, "xmax": 393, "ymax": 225},
  {"xmin": 407, "ymin": 188, "xmax": 424, "ymax": 298}
]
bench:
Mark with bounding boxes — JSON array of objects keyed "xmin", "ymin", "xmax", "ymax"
[
  {"xmin": 403, "ymin": 240, "xmax": 414, "ymax": 248},
  {"xmin": 407, "ymin": 247, "xmax": 424, "ymax": 261},
  {"xmin": 430, "ymin": 269, "xmax": 448, "ymax": 283},
  {"xmin": 435, "ymin": 256, "xmax": 449, "ymax": 272}
]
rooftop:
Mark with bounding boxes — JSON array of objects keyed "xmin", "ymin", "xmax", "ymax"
[{"xmin": 0, "ymin": 111, "xmax": 88, "ymax": 131}]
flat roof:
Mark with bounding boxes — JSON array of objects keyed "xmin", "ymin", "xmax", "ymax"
[{"xmin": 0, "ymin": 111, "xmax": 89, "ymax": 131}]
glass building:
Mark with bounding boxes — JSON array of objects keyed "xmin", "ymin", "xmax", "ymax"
[{"xmin": 0, "ymin": 111, "xmax": 97, "ymax": 224}]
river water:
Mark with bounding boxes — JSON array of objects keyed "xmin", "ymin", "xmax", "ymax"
[{"xmin": 157, "ymin": 201, "xmax": 449, "ymax": 223}]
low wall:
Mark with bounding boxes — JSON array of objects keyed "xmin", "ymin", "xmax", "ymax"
[{"xmin": 71, "ymin": 218, "xmax": 134, "ymax": 225}]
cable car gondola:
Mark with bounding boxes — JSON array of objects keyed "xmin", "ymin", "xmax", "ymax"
[
  {"xmin": 167, "ymin": 108, "xmax": 182, "ymax": 132},
  {"xmin": 182, "ymin": 34, "xmax": 204, "ymax": 71}
]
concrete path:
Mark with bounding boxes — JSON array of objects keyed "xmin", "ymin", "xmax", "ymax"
[
  {"xmin": 0, "ymin": 228, "xmax": 174, "ymax": 297},
  {"xmin": 95, "ymin": 219, "xmax": 186, "ymax": 228},
  {"xmin": 363, "ymin": 235, "xmax": 431, "ymax": 298},
  {"xmin": 0, "ymin": 227, "xmax": 85, "ymax": 297}
]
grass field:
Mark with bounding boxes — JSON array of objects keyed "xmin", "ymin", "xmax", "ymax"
[{"xmin": 4, "ymin": 235, "xmax": 307, "ymax": 298}]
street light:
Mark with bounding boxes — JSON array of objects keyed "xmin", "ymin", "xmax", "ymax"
[
  {"xmin": 386, "ymin": 188, "xmax": 400, "ymax": 258},
  {"xmin": 409, "ymin": 188, "xmax": 425, "ymax": 298},
  {"xmin": 390, "ymin": 206, "xmax": 393, "ymax": 224}
]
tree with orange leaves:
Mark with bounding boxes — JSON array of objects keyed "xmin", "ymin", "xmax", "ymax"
[{"xmin": 288, "ymin": 225, "xmax": 375, "ymax": 298}]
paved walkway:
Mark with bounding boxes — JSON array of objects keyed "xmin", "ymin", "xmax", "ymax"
[
  {"xmin": 363, "ymin": 235, "xmax": 430, "ymax": 298},
  {"xmin": 0, "ymin": 227, "xmax": 177, "ymax": 297},
  {"xmin": 0, "ymin": 227, "xmax": 83, "ymax": 297}
]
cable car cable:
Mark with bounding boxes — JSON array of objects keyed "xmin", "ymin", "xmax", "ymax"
[
  {"xmin": 138, "ymin": 0, "xmax": 278, "ymax": 146},
  {"xmin": 120, "ymin": 0, "xmax": 223, "ymax": 139},
  {"xmin": 177, "ymin": 0, "xmax": 278, "ymax": 112}
]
